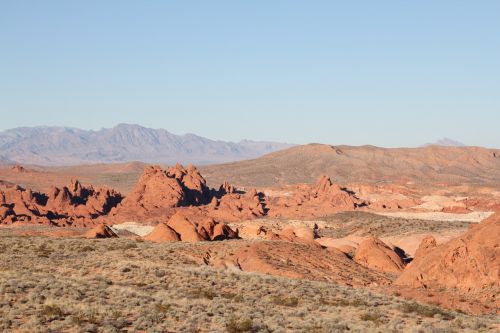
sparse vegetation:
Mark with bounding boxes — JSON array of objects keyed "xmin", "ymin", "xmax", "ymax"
[
  {"xmin": 0, "ymin": 230, "xmax": 497, "ymax": 332},
  {"xmin": 317, "ymin": 211, "xmax": 471, "ymax": 238},
  {"xmin": 401, "ymin": 302, "xmax": 456, "ymax": 320}
]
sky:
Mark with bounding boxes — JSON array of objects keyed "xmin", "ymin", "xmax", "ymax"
[{"xmin": 0, "ymin": 1, "xmax": 499, "ymax": 147}]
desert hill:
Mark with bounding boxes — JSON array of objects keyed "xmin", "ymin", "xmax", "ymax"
[
  {"xmin": 0, "ymin": 124, "xmax": 293, "ymax": 166},
  {"xmin": 201, "ymin": 144, "xmax": 500, "ymax": 188}
]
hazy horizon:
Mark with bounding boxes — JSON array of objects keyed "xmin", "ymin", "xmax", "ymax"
[
  {"xmin": 1, "ymin": 1, "xmax": 499, "ymax": 147},
  {"xmin": 0, "ymin": 123, "xmax": 484, "ymax": 149}
]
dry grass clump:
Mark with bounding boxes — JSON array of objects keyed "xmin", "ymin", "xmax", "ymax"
[
  {"xmin": 401, "ymin": 302, "xmax": 455, "ymax": 320},
  {"xmin": 226, "ymin": 316, "xmax": 254, "ymax": 333},
  {"xmin": 0, "ymin": 228, "xmax": 497, "ymax": 332}
]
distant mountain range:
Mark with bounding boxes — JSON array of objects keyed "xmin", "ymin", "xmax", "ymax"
[{"xmin": 0, "ymin": 124, "xmax": 294, "ymax": 166}]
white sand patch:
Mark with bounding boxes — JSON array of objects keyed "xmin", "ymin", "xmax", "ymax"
[
  {"xmin": 414, "ymin": 195, "xmax": 467, "ymax": 211},
  {"xmin": 112, "ymin": 222, "xmax": 155, "ymax": 236},
  {"xmin": 375, "ymin": 211, "xmax": 493, "ymax": 223}
]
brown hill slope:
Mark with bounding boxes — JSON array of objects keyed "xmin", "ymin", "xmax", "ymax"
[{"xmin": 201, "ymin": 144, "xmax": 500, "ymax": 188}]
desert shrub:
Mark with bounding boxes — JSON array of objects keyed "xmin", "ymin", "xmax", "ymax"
[
  {"xmin": 360, "ymin": 311, "xmax": 384, "ymax": 324},
  {"xmin": 401, "ymin": 303, "xmax": 455, "ymax": 320},
  {"xmin": 154, "ymin": 303, "xmax": 171, "ymax": 314},
  {"xmin": 271, "ymin": 295, "xmax": 299, "ymax": 307},
  {"xmin": 35, "ymin": 243, "xmax": 54, "ymax": 257},
  {"xmin": 80, "ymin": 245, "xmax": 94, "ymax": 252},
  {"xmin": 226, "ymin": 316, "xmax": 254, "ymax": 333},
  {"xmin": 41, "ymin": 304, "xmax": 64, "ymax": 319},
  {"xmin": 190, "ymin": 288, "xmax": 217, "ymax": 300},
  {"xmin": 320, "ymin": 298, "xmax": 367, "ymax": 307}
]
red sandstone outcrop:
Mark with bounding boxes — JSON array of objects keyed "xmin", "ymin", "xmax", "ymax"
[
  {"xmin": 84, "ymin": 224, "xmax": 118, "ymax": 239},
  {"xmin": 208, "ymin": 189, "xmax": 267, "ymax": 222},
  {"xmin": 110, "ymin": 165, "xmax": 267, "ymax": 224},
  {"xmin": 143, "ymin": 223, "xmax": 180, "ymax": 242},
  {"xmin": 143, "ymin": 211, "xmax": 239, "ymax": 243},
  {"xmin": 395, "ymin": 213, "xmax": 500, "ymax": 292},
  {"xmin": 192, "ymin": 241, "xmax": 392, "ymax": 286},
  {"xmin": 413, "ymin": 235, "xmax": 437, "ymax": 259},
  {"xmin": 0, "ymin": 180, "xmax": 122, "ymax": 226},
  {"xmin": 354, "ymin": 237, "xmax": 406, "ymax": 273},
  {"xmin": 267, "ymin": 175, "xmax": 364, "ymax": 218}
]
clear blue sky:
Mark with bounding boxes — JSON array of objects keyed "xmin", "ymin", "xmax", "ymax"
[{"xmin": 1, "ymin": 1, "xmax": 499, "ymax": 147}]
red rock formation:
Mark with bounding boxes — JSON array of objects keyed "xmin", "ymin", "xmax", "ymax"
[
  {"xmin": 166, "ymin": 163, "xmax": 212, "ymax": 205},
  {"xmin": 158, "ymin": 211, "xmax": 238, "ymax": 242},
  {"xmin": 0, "ymin": 181, "xmax": 122, "ymax": 226},
  {"xmin": 193, "ymin": 241, "xmax": 392, "ymax": 286},
  {"xmin": 413, "ymin": 235, "xmax": 437, "ymax": 259},
  {"xmin": 143, "ymin": 223, "xmax": 180, "ymax": 243},
  {"xmin": 267, "ymin": 175, "xmax": 364, "ymax": 218},
  {"xmin": 396, "ymin": 213, "xmax": 500, "ymax": 292},
  {"xmin": 110, "ymin": 165, "xmax": 267, "ymax": 224},
  {"xmin": 110, "ymin": 165, "xmax": 215, "ymax": 223},
  {"xmin": 208, "ymin": 189, "xmax": 267, "ymax": 222},
  {"xmin": 354, "ymin": 237, "xmax": 406, "ymax": 273},
  {"xmin": 441, "ymin": 206, "xmax": 471, "ymax": 214},
  {"xmin": 84, "ymin": 224, "xmax": 118, "ymax": 239}
]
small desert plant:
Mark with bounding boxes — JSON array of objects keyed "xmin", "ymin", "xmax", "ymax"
[
  {"xmin": 401, "ymin": 302, "xmax": 455, "ymax": 320},
  {"xmin": 226, "ymin": 316, "xmax": 254, "ymax": 333},
  {"xmin": 80, "ymin": 245, "xmax": 94, "ymax": 252},
  {"xmin": 41, "ymin": 304, "xmax": 64, "ymax": 319},
  {"xmin": 271, "ymin": 295, "xmax": 299, "ymax": 307},
  {"xmin": 360, "ymin": 311, "xmax": 384, "ymax": 323},
  {"xmin": 154, "ymin": 303, "xmax": 171, "ymax": 314},
  {"xmin": 190, "ymin": 288, "xmax": 217, "ymax": 300}
]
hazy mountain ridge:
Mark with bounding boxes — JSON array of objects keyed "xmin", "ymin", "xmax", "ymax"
[
  {"xmin": 0, "ymin": 124, "xmax": 294, "ymax": 166},
  {"xmin": 423, "ymin": 138, "xmax": 466, "ymax": 147}
]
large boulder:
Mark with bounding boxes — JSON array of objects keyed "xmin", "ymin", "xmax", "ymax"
[
  {"xmin": 167, "ymin": 213, "xmax": 206, "ymax": 242},
  {"xmin": 161, "ymin": 211, "xmax": 239, "ymax": 242},
  {"xmin": 354, "ymin": 237, "xmax": 406, "ymax": 273},
  {"xmin": 143, "ymin": 223, "xmax": 180, "ymax": 243}
]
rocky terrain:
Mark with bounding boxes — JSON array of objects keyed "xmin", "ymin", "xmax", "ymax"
[
  {"xmin": 0, "ymin": 124, "xmax": 293, "ymax": 166},
  {"xmin": 0, "ymin": 156, "xmax": 499, "ymax": 331}
]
